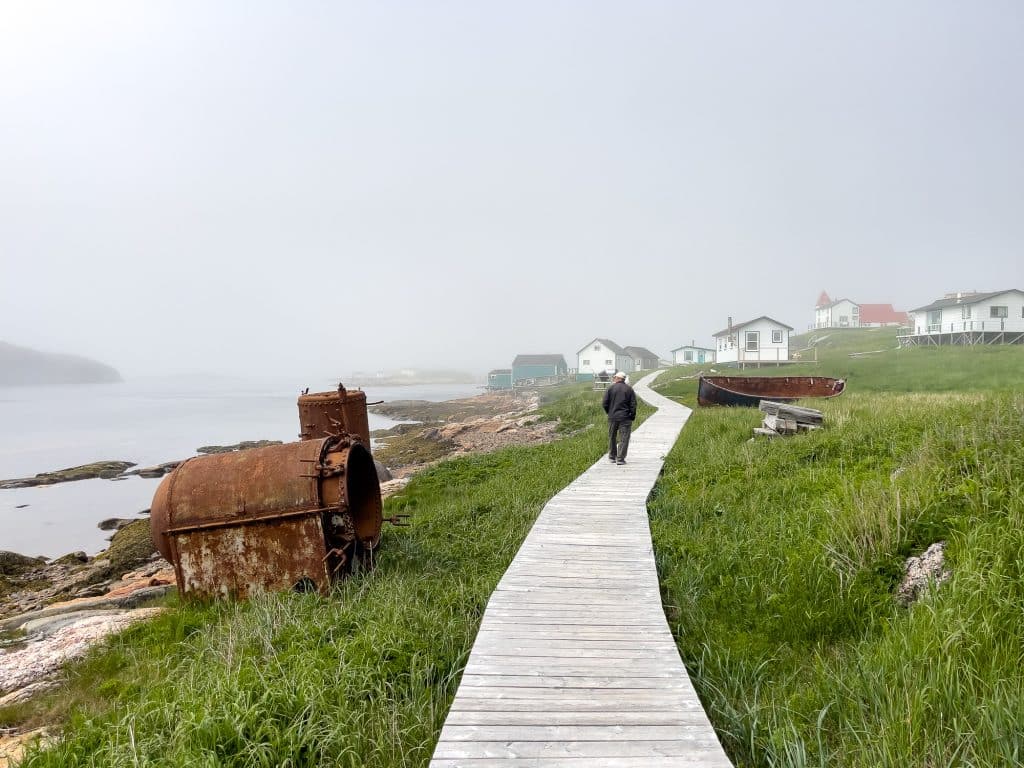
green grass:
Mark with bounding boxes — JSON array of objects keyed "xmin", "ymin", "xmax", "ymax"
[
  {"xmin": 649, "ymin": 350, "xmax": 1024, "ymax": 766},
  {"xmin": 11, "ymin": 389, "xmax": 614, "ymax": 767},
  {"xmin": 10, "ymin": 353, "xmax": 1024, "ymax": 767},
  {"xmin": 658, "ymin": 329, "xmax": 1024, "ymax": 399}
]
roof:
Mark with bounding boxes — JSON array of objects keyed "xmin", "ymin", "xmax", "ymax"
[
  {"xmin": 623, "ymin": 346, "xmax": 660, "ymax": 361},
  {"xmin": 909, "ymin": 289, "xmax": 1023, "ymax": 313},
  {"xmin": 822, "ymin": 297, "xmax": 856, "ymax": 308},
  {"xmin": 858, "ymin": 304, "xmax": 908, "ymax": 324},
  {"xmin": 816, "ymin": 291, "xmax": 831, "ymax": 308},
  {"xmin": 670, "ymin": 345, "xmax": 715, "ymax": 352},
  {"xmin": 576, "ymin": 338, "xmax": 627, "ymax": 355},
  {"xmin": 488, "ymin": 369, "xmax": 511, "ymax": 375},
  {"xmin": 712, "ymin": 316, "xmax": 794, "ymax": 336},
  {"xmin": 511, "ymin": 354, "xmax": 567, "ymax": 367}
]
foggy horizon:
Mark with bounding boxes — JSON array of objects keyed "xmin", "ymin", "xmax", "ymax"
[{"xmin": 3, "ymin": 2, "xmax": 1022, "ymax": 380}]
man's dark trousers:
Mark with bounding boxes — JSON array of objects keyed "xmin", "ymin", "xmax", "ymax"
[{"xmin": 609, "ymin": 418, "xmax": 632, "ymax": 461}]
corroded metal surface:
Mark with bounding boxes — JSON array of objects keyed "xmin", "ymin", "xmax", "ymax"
[
  {"xmin": 150, "ymin": 436, "xmax": 382, "ymax": 599},
  {"xmin": 297, "ymin": 384, "xmax": 371, "ymax": 445}
]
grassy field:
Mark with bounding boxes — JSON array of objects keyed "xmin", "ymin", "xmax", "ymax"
[
  {"xmin": 8, "ymin": 386, "xmax": 616, "ymax": 767},
  {"xmin": 651, "ymin": 338, "xmax": 1024, "ymax": 766},
  {"xmin": 6, "ymin": 346, "xmax": 1023, "ymax": 766},
  {"xmin": 659, "ymin": 327, "xmax": 1024, "ymax": 402}
]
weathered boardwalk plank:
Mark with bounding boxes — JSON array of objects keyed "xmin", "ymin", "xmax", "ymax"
[{"xmin": 429, "ymin": 371, "xmax": 733, "ymax": 767}]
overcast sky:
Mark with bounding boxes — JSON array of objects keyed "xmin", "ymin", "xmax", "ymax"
[{"xmin": 2, "ymin": 1, "xmax": 1022, "ymax": 378}]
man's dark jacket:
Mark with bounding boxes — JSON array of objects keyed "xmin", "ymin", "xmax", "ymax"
[{"xmin": 602, "ymin": 381, "xmax": 636, "ymax": 421}]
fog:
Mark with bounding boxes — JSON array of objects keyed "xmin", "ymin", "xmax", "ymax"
[{"xmin": 2, "ymin": 2, "xmax": 1022, "ymax": 379}]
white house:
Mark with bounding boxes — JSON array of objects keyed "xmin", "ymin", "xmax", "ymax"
[
  {"xmin": 713, "ymin": 316, "xmax": 793, "ymax": 366},
  {"xmin": 902, "ymin": 290, "xmax": 1024, "ymax": 346},
  {"xmin": 671, "ymin": 344, "xmax": 715, "ymax": 365},
  {"xmin": 815, "ymin": 291, "xmax": 908, "ymax": 329},
  {"xmin": 576, "ymin": 338, "xmax": 634, "ymax": 376},
  {"xmin": 814, "ymin": 293, "xmax": 860, "ymax": 328}
]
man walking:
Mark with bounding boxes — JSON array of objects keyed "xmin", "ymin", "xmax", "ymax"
[{"xmin": 602, "ymin": 371, "xmax": 636, "ymax": 465}]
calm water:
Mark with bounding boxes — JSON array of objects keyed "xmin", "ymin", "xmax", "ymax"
[{"xmin": 0, "ymin": 377, "xmax": 481, "ymax": 558}]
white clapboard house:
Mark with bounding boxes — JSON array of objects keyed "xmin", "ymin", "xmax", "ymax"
[
  {"xmin": 671, "ymin": 343, "xmax": 716, "ymax": 365},
  {"xmin": 713, "ymin": 316, "xmax": 793, "ymax": 366},
  {"xmin": 901, "ymin": 290, "xmax": 1024, "ymax": 346},
  {"xmin": 576, "ymin": 338, "xmax": 635, "ymax": 377}
]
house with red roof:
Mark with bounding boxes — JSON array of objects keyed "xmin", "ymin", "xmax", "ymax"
[{"xmin": 814, "ymin": 291, "xmax": 908, "ymax": 329}]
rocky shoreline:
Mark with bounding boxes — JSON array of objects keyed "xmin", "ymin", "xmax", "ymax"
[
  {"xmin": 0, "ymin": 441, "xmax": 286, "ymax": 490},
  {"xmin": 0, "ymin": 389, "xmax": 560, "ymax": 761}
]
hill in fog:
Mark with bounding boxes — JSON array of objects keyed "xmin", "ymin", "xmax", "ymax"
[{"xmin": 0, "ymin": 341, "xmax": 122, "ymax": 386}]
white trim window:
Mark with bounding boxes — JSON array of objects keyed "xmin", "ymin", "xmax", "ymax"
[
  {"xmin": 771, "ymin": 329, "xmax": 783, "ymax": 343},
  {"xmin": 991, "ymin": 306, "xmax": 1008, "ymax": 318},
  {"xmin": 745, "ymin": 331, "xmax": 759, "ymax": 351},
  {"xmin": 582, "ymin": 359, "xmax": 590, "ymax": 366},
  {"xmin": 683, "ymin": 350, "xmax": 693, "ymax": 362},
  {"xmin": 961, "ymin": 306, "xmax": 972, "ymax": 319}
]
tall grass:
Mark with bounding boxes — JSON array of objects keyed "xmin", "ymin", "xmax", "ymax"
[
  {"xmin": 13, "ymin": 389, "xmax": 611, "ymax": 767},
  {"xmin": 649, "ymin": 391, "xmax": 1024, "ymax": 767}
]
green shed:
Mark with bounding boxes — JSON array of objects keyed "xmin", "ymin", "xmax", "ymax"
[
  {"xmin": 511, "ymin": 354, "xmax": 568, "ymax": 384},
  {"xmin": 487, "ymin": 369, "xmax": 513, "ymax": 390}
]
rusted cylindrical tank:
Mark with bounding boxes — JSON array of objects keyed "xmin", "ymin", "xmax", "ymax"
[
  {"xmin": 297, "ymin": 384, "xmax": 371, "ymax": 445},
  {"xmin": 150, "ymin": 435, "xmax": 382, "ymax": 600}
]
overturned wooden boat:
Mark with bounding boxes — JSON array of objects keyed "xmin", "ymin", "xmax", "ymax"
[{"xmin": 698, "ymin": 374, "xmax": 846, "ymax": 407}]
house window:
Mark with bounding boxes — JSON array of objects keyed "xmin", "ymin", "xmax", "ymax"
[
  {"xmin": 839, "ymin": 316, "xmax": 849, "ymax": 327},
  {"xmin": 991, "ymin": 306, "xmax": 1008, "ymax": 318},
  {"xmin": 962, "ymin": 306, "xmax": 972, "ymax": 319},
  {"xmin": 927, "ymin": 310, "xmax": 942, "ymax": 331},
  {"xmin": 771, "ymin": 330, "xmax": 783, "ymax": 344},
  {"xmin": 852, "ymin": 306, "xmax": 860, "ymax": 315},
  {"xmin": 684, "ymin": 351, "xmax": 693, "ymax": 362},
  {"xmin": 605, "ymin": 359, "xmax": 612, "ymax": 366},
  {"xmin": 745, "ymin": 331, "xmax": 759, "ymax": 351},
  {"xmin": 593, "ymin": 344, "xmax": 600, "ymax": 351},
  {"xmin": 582, "ymin": 359, "xmax": 590, "ymax": 366}
]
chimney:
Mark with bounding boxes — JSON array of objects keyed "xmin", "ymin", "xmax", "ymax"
[{"xmin": 727, "ymin": 316, "xmax": 733, "ymax": 329}]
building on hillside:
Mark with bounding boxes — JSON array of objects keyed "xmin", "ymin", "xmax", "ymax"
[
  {"xmin": 576, "ymin": 338, "xmax": 634, "ymax": 380},
  {"xmin": 670, "ymin": 343, "xmax": 716, "ymax": 365},
  {"xmin": 713, "ymin": 316, "xmax": 793, "ymax": 367},
  {"xmin": 511, "ymin": 354, "xmax": 568, "ymax": 384},
  {"xmin": 486, "ymin": 369, "xmax": 512, "ymax": 390},
  {"xmin": 814, "ymin": 291, "xmax": 908, "ymax": 329},
  {"xmin": 623, "ymin": 346, "xmax": 661, "ymax": 372},
  {"xmin": 900, "ymin": 290, "xmax": 1024, "ymax": 346}
]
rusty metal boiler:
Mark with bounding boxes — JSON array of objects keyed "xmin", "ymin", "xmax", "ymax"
[{"xmin": 150, "ymin": 435, "xmax": 382, "ymax": 600}]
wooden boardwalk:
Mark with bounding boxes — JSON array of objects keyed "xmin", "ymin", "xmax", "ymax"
[{"xmin": 430, "ymin": 372, "xmax": 733, "ymax": 767}]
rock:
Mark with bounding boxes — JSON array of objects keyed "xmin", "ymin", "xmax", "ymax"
[
  {"xmin": 121, "ymin": 461, "xmax": 181, "ymax": 479},
  {"xmin": 51, "ymin": 552, "xmax": 88, "ymax": 566},
  {"xmin": 196, "ymin": 440, "xmax": 282, "ymax": 454},
  {"xmin": 0, "ymin": 461, "xmax": 137, "ymax": 489},
  {"xmin": 97, "ymin": 518, "xmax": 135, "ymax": 532},
  {"xmin": 897, "ymin": 541, "xmax": 951, "ymax": 606},
  {"xmin": 0, "ymin": 553, "xmax": 47, "ymax": 577},
  {"xmin": 373, "ymin": 460, "xmax": 392, "ymax": 483},
  {"xmin": 94, "ymin": 520, "xmax": 156, "ymax": 580}
]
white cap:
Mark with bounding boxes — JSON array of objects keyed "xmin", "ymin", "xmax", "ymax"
[{"xmin": 613, "ymin": 371, "xmax": 626, "ymax": 379}]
